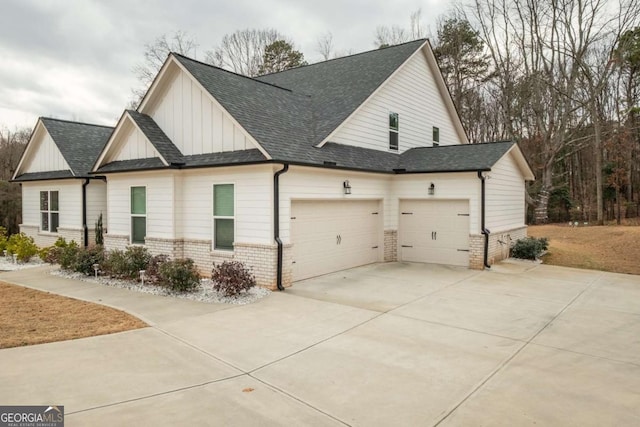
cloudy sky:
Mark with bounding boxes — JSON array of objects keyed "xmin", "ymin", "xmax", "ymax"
[{"xmin": 0, "ymin": 0, "xmax": 450, "ymax": 131}]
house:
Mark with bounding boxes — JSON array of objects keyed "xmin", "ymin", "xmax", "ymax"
[
  {"xmin": 12, "ymin": 118, "xmax": 113, "ymax": 247},
  {"xmin": 17, "ymin": 39, "xmax": 534, "ymax": 289}
]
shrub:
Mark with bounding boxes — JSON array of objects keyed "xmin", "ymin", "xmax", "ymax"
[
  {"xmin": 146, "ymin": 254, "xmax": 170, "ymax": 284},
  {"xmin": 0, "ymin": 226, "xmax": 7, "ymax": 254},
  {"xmin": 511, "ymin": 237, "xmax": 549, "ymax": 260},
  {"xmin": 211, "ymin": 261, "xmax": 256, "ymax": 297},
  {"xmin": 44, "ymin": 246, "xmax": 64, "ymax": 264},
  {"xmin": 101, "ymin": 246, "xmax": 152, "ymax": 280},
  {"xmin": 72, "ymin": 245, "xmax": 105, "ymax": 275},
  {"xmin": 59, "ymin": 241, "xmax": 80, "ymax": 270},
  {"xmin": 6, "ymin": 233, "xmax": 38, "ymax": 262},
  {"xmin": 124, "ymin": 246, "xmax": 152, "ymax": 279},
  {"xmin": 54, "ymin": 237, "xmax": 69, "ymax": 248},
  {"xmin": 158, "ymin": 258, "xmax": 200, "ymax": 292},
  {"xmin": 38, "ymin": 246, "xmax": 51, "ymax": 261}
]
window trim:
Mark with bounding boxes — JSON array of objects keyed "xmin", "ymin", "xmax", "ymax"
[
  {"xmin": 212, "ymin": 183, "xmax": 236, "ymax": 252},
  {"xmin": 389, "ymin": 112, "xmax": 399, "ymax": 151},
  {"xmin": 40, "ymin": 190, "xmax": 59, "ymax": 233},
  {"xmin": 130, "ymin": 186, "xmax": 147, "ymax": 245}
]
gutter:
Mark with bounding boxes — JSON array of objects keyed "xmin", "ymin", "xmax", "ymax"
[
  {"xmin": 273, "ymin": 164, "xmax": 289, "ymax": 290},
  {"xmin": 477, "ymin": 171, "xmax": 491, "ymax": 269}
]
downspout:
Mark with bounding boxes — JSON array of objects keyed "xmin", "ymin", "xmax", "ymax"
[
  {"xmin": 82, "ymin": 178, "xmax": 90, "ymax": 247},
  {"xmin": 274, "ymin": 164, "xmax": 289, "ymax": 291},
  {"xmin": 477, "ymin": 171, "xmax": 491, "ymax": 269}
]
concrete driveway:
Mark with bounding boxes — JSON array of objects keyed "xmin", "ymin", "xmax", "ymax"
[{"xmin": 1, "ymin": 261, "xmax": 639, "ymax": 426}]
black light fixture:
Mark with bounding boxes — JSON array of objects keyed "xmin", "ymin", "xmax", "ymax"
[
  {"xmin": 343, "ymin": 180, "xmax": 352, "ymax": 195},
  {"xmin": 428, "ymin": 182, "xmax": 435, "ymax": 195}
]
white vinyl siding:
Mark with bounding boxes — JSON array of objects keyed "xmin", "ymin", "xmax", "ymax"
[
  {"xmin": 331, "ymin": 51, "xmax": 463, "ymax": 152},
  {"xmin": 21, "ymin": 127, "xmax": 70, "ymax": 173},
  {"xmin": 106, "ymin": 173, "xmax": 175, "ymax": 240},
  {"xmin": 86, "ymin": 180, "xmax": 107, "ymax": 231},
  {"xmin": 148, "ymin": 65, "xmax": 257, "ymax": 155},
  {"xmin": 21, "ymin": 181, "xmax": 82, "ymax": 230},
  {"xmin": 486, "ymin": 152, "xmax": 527, "ymax": 232},
  {"xmin": 112, "ymin": 121, "xmax": 160, "ymax": 161}
]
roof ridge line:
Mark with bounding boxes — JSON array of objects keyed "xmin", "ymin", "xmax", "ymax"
[
  {"xmin": 171, "ymin": 52, "xmax": 299, "ymax": 94},
  {"xmin": 40, "ymin": 116, "xmax": 114, "ymax": 129},
  {"xmin": 403, "ymin": 141, "xmax": 514, "ymax": 151},
  {"xmin": 257, "ymin": 38, "xmax": 428, "ymax": 78}
]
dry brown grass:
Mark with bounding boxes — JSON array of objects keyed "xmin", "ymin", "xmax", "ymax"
[
  {"xmin": 0, "ymin": 282, "xmax": 147, "ymax": 349},
  {"xmin": 528, "ymin": 224, "xmax": 640, "ymax": 275}
]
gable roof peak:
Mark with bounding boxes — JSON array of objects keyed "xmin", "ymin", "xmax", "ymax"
[{"xmin": 40, "ymin": 116, "xmax": 114, "ymax": 129}]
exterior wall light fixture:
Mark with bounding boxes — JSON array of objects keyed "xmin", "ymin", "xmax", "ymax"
[
  {"xmin": 428, "ymin": 182, "xmax": 435, "ymax": 195},
  {"xmin": 343, "ymin": 180, "xmax": 352, "ymax": 195}
]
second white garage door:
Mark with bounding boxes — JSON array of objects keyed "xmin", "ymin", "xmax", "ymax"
[
  {"xmin": 399, "ymin": 199, "xmax": 470, "ymax": 267},
  {"xmin": 291, "ymin": 200, "xmax": 381, "ymax": 281}
]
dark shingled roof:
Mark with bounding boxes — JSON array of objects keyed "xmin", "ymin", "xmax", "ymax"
[
  {"xmin": 398, "ymin": 141, "xmax": 515, "ymax": 173},
  {"xmin": 256, "ymin": 39, "xmax": 426, "ymax": 146},
  {"xmin": 126, "ymin": 110, "xmax": 184, "ymax": 165},
  {"xmin": 12, "ymin": 170, "xmax": 75, "ymax": 182},
  {"xmin": 96, "ymin": 158, "xmax": 165, "ymax": 173},
  {"xmin": 40, "ymin": 118, "xmax": 113, "ymax": 176}
]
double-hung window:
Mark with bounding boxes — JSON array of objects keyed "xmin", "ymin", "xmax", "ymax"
[
  {"xmin": 40, "ymin": 191, "xmax": 59, "ymax": 232},
  {"xmin": 389, "ymin": 112, "xmax": 399, "ymax": 150},
  {"xmin": 131, "ymin": 186, "xmax": 146, "ymax": 244},
  {"xmin": 213, "ymin": 184, "xmax": 234, "ymax": 251}
]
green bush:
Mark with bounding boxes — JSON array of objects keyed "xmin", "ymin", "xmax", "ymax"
[
  {"xmin": 59, "ymin": 241, "xmax": 80, "ymax": 270},
  {"xmin": 158, "ymin": 258, "xmax": 200, "ymax": 292},
  {"xmin": 211, "ymin": 261, "xmax": 256, "ymax": 297},
  {"xmin": 54, "ymin": 237, "xmax": 69, "ymax": 248},
  {"xmin": 6, "ymin": 233, "xmax": 38, "ymax": 262},
  {"xmin": 72, "ymin": 245, "xmax": 105, "ymax": 275},
  {"xmin": 0, "ymin": 226, "xmax": 7, "ymax": 253},
  {"xmin": 101, "ymin": 246, "xmax": 152, "ymax": 280},
  {"xmin": 511, "ymin": 237, "xmax": 549, "ymax": 260}
]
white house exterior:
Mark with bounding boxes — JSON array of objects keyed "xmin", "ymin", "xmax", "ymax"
[
  {"xmin": 84, "ymin": 39, "xmax": 534, "ymax": 289},
  {"xmin": 12, "ymin": 118, "xmax": 112, "ymax": 247}
]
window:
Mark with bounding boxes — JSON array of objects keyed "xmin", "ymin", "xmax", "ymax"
[
  {"xmin": 389, "ymin": 112, "xmax": 399, "ymax": 150},
  {"xmin": 433, "ymin": 126, "xmax": 440, "ymax": 146},
  {"xmin": 213, "ymin": 184, "xmax": 234, "ymax": 250},
  {"xmin": 131, "ymin": 186, "xmax": 146, "ymax": 244},
  {"xmin": 40, "ymin": 191, "xmax": 59, "ymax": 232}
]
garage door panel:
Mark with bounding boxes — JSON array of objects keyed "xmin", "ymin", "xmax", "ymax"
[
  {"xmin": 291, "ymin": 200, "xmax": 380, "ymax": 281},
  {"xmin": 399, "ymin": 200, "xmax": 470, "ymax": 267}
]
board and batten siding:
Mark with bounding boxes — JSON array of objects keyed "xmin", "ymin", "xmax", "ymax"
[
  {"xmin": 111, "ymin": 121, "xmax": 160, "ymax": 162},
  {"xmin": 390, "ymin": 173, "xmax": 481, "ymax": 233},
  {"xmin": 22, "ymin": 128, "xmax": 70, "ymax": 173},
  {"xmin": 485, "ymin": 152, "xmax": 527, "ymax": 232},
  {"xmin": 86, "ymin": 180, "xmax": 107, "ymax": 230},
  {"xmin": 278, "ymin": 166, "xmax": 392, "ymax": 243},
  {"xmin": 21, "ymin": 180, "xmax": 82, "ymax": 229},
  {"xmin": 331, "ymin": 50, "xmax": 463, "ymax": 152},
  {"xmin": 106, "ymin": 172, "xmax": 175, "ymax": 240},
  {"xmin": 148, "ymin": 66, "xmax": 256, "ymax": 156},
  {"xmin": 180, "ymin": 165, "xmax": 273, "ymax": 244}
]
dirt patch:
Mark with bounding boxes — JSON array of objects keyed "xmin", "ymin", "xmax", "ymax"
[
  {"xmin": 528, "ymin": 224, "xmax": 640, "ymax": 275},
  {"xmin": 0, "ymin": 282, "xmax": 147, "ymax": 349}
]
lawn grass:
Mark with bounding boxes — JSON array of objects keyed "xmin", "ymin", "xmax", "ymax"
[
  {"xmin": 0, "ymin": 281, "xmax": 147, "ymax": 349},
  {"xmin": 528, "ymin": 224, "xmax": 640, "ymax": 275}
]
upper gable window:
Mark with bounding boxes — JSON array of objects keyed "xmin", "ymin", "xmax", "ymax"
[
  {"xmin": 433, "ymin": 126, "xmax": 440, "ymax": 146},
  {"xmin": 389, "ymin": 112, "xmax": 399, "ymax": 151}
]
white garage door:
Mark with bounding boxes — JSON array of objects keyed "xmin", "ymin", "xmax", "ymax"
[
  {"xmin": 399, "ymin": 200, "xmax": 470, "ymax": 267},
  {"xmin": 291, "ymin": 200, "xmax": 381, "ymax": 281}
]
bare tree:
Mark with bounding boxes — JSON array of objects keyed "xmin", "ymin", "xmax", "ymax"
[
  {"xmin": 132, "ymin": 31, "xmax": 198, "ymax": 103},
  {"xmin": 206, "ymin": 29, "xmax": 290, "ymax": 77},
  {"xmin": 374, "ymin": 9, "xmax": 425, "ymax": 48},
  {"xmin": 316, "ymin": 32, "xmax": 335, "ymax": 61}
]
